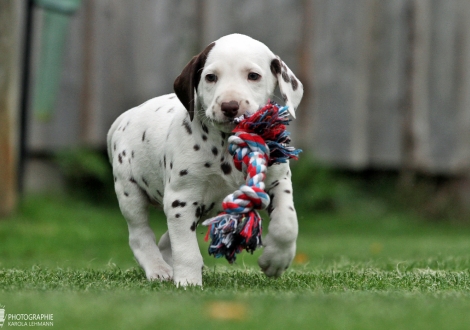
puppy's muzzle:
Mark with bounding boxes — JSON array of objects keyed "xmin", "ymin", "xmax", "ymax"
[{"xmin": 221, "ymin": 101, "xmax": 239, "ymax": 118}]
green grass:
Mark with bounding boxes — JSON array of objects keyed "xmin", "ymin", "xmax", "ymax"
[{"xmin": 1, "ymin": 191, "xmax": 470, "ymax": 329}]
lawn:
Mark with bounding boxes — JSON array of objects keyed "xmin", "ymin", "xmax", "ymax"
[{"xmin": 1, "ymin": 175, "xmax": 470, "ymax": 329}]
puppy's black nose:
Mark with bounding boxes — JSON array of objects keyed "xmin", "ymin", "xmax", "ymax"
[{"xmin": 221, "ymin": 101, "xmax": 239, "ymax": 118}]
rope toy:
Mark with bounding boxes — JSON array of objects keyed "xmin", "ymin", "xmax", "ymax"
[{"xmin": 202, "ymin": 101, "xmax": 302, "ymax": 263}]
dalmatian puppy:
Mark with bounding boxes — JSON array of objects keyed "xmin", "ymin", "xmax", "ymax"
[{"xmin": 107, "ymin": 34, "xmax": 303, "ymax": 286}]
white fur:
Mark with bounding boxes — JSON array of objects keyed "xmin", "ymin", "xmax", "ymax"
[{"xmin": 107, "ymin": 34, "xmax": 303, "ymax": 286}]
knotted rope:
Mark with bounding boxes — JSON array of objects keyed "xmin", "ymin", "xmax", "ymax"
[{"xmin": 202, "ymin": 102, "xmax": 301, "ymax": 263}]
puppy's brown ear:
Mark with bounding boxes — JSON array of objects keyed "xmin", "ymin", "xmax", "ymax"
[
  {"xmin": 174, "ymin": 42, "xmax": 215, "ymax": 121},
  {"xmin": 270, "ymin": 56, "xmax": 303, "ymax": 118}
]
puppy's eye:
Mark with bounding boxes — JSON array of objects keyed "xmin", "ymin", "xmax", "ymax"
[
  {"xmin": 248, "ymin": 72, "xmax": 261, "ymax": 81},
  {"xmin": 205, "ymin": 74, "xmax": 217, "ymax": 83}
]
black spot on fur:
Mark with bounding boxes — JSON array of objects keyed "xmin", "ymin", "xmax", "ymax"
[
  {"xmin": 270, "ymin": 58, "xmax": 282, "ymax": 75},
  {"xmin": 221, "ymin": 140, "xmax": 225, "ymax": 147},
  {"xmin": 124, "ymin": 192, "xmax": 129, "ymax": 197},
  {"xmin": 164, "ymin": 155, "xmax": 166, "ymax": 168},
  {"xmin": 290, "ymin": 76, "xmax": 299, "ymax": 91},
  {"xmin": 142, "ymin": 131, "xmax": 146, "ymax": 141},
  {"xmin": 118, "ymin": 154, "xmax": 122, "ymax": 164},
  {"xmin": 167, "ymin": 107, "xmax": 174, "ymax": 113},
  {"xmin": 196, "ymin": 203, "xmax": 214, "ymax": 218},
  {"xmin": 155, "ymin": 106, "xmax": 162, "ymax": 112},
  {"xmin": 271, "ymin": 180, "xmax": 279, "ymax": 187},
  {"xmin": 221, "ymin": 132, "xmax": 227, "ymax": 139},
  {"xmin": 289, "ymin": 206, "xmax": 295, "ymax": 211},
  {"xmin": 220, "ymin": 156, "xmax": 225, "ymax": 162},
  {"xmin": 206, "ymin": 202, "xmax": 215, "ymax": 214},
  {"xmin": 202, "ymin": 123, "xmax": 209, "ymax": 134},
  {"xmin": 175, "ymin": 213, "xmax": 181, "ymax": 218},
  {"xmin": 172, "ymin": 200, "xmax": 180, "ymax": 208},
  {"xmin": 132, "ymin": 151, "xmax": 135, "ymax": 158},
  {"xmin": 282, "ymin": 71, "xmax": 290, "ymax": 83},
  {"xmin": 180, "ymin": 169, "xmax": 188, "ymax": 176},
  {"xmin": 190, "ymin": 222, "xmax": 196, "ymax": 231},
  {"xmin": 122, "ymin": 150, "xmax": 126, "ymax": 157},
  {"xmin": 282, "ymin": 94, "xmax": 288, "ymax": 102},
  {"xmin": 114, "ymin": 176, "xmax": 117, "ymax": 182},
  {"xmin": 221, "ymin": 162, "xmax": 232, "ymax": 175},
  {"xmin": 204, "ymin": 162, "xmax": 211, "ymax": 168},
  {"xmin": 284, "ymin": 189, "xmax": 291, "ymax": 194},
  {"xmin": 129, "ymin": 177, "xmax": 136, "ymax": 184},
  {"xmin": 193, "ymin": 201, "xmax": 198, "ymax": 205},
  {"xmin": 113, "ymin": 142, "xmax": 116, "ymax": 151},
  {"xmin": 267, "ymin": 202, "xmax": 275, "ymax": 215},
  {"xmin": 211, "ymin": 147, "xmax": 218, "ymax": 156},
  {"xmin": 157, "ymin": 190, "xmax": 163, "ymax": 197},
  {"xmin": 142, "ymin": 177, "xmax": 149, "ymax": 187},
  {"xmin": 194, "ymin": 144, "xmax": 200, "ymax": 151},
  {"xmin": 183, "ymin": 119, "xmax": 192, "ymax": 134},
  {"xmin": 270, "ymin": 193, "xmax": 275, "ymax": 203},
  {"xmin": 202, "ymin": 134, "xmax": 207, "ymax": 141},
  {"xmin": 170, "ymin": 162, "xmax": 173, "ymax": 169}
]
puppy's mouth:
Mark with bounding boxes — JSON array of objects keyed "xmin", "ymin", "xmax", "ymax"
[
  {"xmin": 211, "ymin": 110, "xmax": 257, "ymax": 132},
  {"xmin": 214, "ymin": 120, "xmax": 237, "ymax": 133},
  {"xmin": 199, "ymin": 110, "xmax": 236, "ymax": 132},
  {"xmin": 200, "ymin": 105, "xmax": 256, "ymax": 132},
  {"xmin": 230, "ymin": 111, "xmax": 255, "ymax": 124}
]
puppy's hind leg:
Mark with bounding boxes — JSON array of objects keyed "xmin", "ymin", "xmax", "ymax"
[{"xmin": 114, "ymin": 177, "xmax": 172, "ymax": 281}]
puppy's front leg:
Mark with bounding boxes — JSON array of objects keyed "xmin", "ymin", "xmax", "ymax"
[
  {"xmin": 258, "ymin": 162, "xmax": 298, "ymax": 277},
  {"xmin": 164, "ymin": 190, "xmax": 203, "ymax": 286}
]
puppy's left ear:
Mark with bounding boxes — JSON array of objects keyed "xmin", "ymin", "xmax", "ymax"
[
  {"xmin": 270, "ymin": 56, "xmax": 304, "ymax": 118},
  {"xmin": 174, "ymin": 42, "xmax": 215, "ymax": 121}
]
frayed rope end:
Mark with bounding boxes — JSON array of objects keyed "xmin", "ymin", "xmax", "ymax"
[{"xmin": 202, "ymin": 212, "xmax": 262, "ymax": 264}]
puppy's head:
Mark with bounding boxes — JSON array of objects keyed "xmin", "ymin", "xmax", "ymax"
[{"xmin": 174, "ymin": 34, "xmax": 303, "ymax": 131}]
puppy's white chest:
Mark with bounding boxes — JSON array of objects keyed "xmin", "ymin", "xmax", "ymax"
[{"xmin": 168, "ymin": 138, "xmax": 244, "ymax": 209}]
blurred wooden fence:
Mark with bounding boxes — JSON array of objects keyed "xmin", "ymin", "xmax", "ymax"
[
  {"xmin": 0, "ymin": 0, "xmax": 21, "ymax": 215},
  {"xmin": 27, "ymin": 0, "xmax": 470, "ymax": 174}
]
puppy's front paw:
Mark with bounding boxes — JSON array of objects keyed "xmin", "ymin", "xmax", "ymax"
[
  {"xmin": 145, "ymin": 262, "xmax": 173, "ymax": 282},
  {"xmin": 258, "ymin": 236, "xmax": 296, "ymax": 278}
]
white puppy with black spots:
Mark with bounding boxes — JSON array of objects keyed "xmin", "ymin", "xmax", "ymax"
[{"xmin": 107, "ymin": 34, "xmax": 303, "ymax": 286}]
